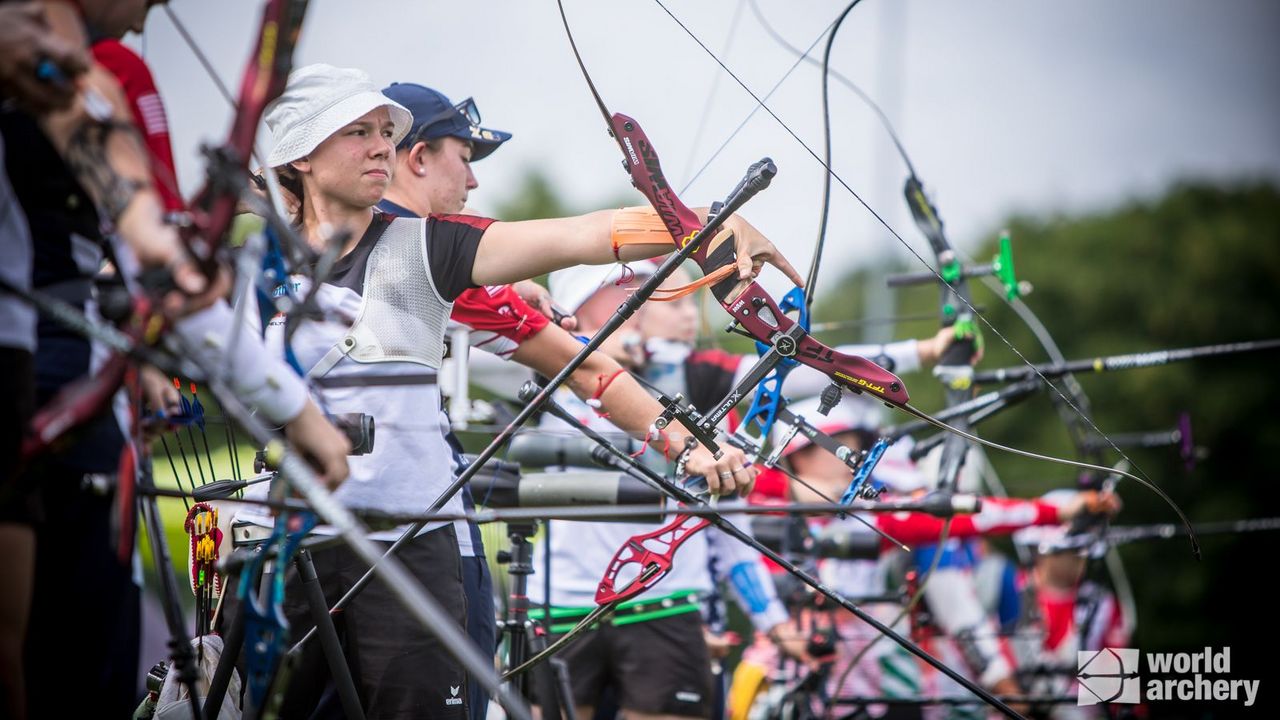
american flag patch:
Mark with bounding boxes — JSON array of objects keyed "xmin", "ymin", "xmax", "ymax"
[{"xmin": 136, "ymin": 93, "xmax": 168, "ymax": 136}]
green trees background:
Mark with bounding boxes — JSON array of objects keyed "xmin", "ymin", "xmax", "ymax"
[{"xmin": 809, "ymin": 180, "xmax": 1280, "ymax": 684}]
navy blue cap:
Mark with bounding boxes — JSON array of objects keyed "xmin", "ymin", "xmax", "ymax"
[{"xmin": 382, "ymin": 82, "xmax": 511, "ymax": 161}]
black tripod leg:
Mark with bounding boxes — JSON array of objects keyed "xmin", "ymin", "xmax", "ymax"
[
  {"xmin": 548, "ymin": 657, "xmax": 579, "ymax": 720},
  {"xmin": 293, "ymin": 548, "xmax": 365, "ymax": 720},
  {"xmin": 137, "ymin": 461, "xmax": 202, "ymax": 720},
  {"xmin": 202, "ymin": 591, "xmax": 245, "ymax": 720}
]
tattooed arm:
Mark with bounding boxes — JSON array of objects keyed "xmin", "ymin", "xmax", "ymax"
[
  {"xmin": 35, "ymin": 5, "xmax": 206, "ymax": 308},
  {"xmin": 25, "ymin": 2, "xmax": 352, "ymax": 484}
]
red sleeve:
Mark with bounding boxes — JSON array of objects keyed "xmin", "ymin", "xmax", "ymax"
[
  {"xmin": 874, "ymin": 496, "xmax": 1061, "ymax": 549},
  {"xmin": 429, "ymin": 213, "xmax": 496, "ymax": 231},
  {"xmin": 747, "ymin": 467, "xmax": 790, "ymax": 504},
  {"xmin": 746, "ymin": 471, "xmax": 792, "ymax": 573},
  {"xmin": 688, "ymin": 348, "xmax": 743, "ymax": 374},
  {"xmin": 91, "ymin": 40, "xmax": 184, "ymax": 213},
  {"xmin": 450, "ymin": 284, "xmax": 550, "ymax": 357}
]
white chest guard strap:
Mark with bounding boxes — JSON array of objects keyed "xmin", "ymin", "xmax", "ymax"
[{"xmin": 308, "ymin": 217, "xmax": 453, "ymax": 379}]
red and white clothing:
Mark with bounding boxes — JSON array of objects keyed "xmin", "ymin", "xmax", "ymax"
[
  {"xmin": 450, "ymin": 283, "xmax": 549, "ymax": 359},
  {"xmin": 751, "ymin": 466, "xmax": 1064, "ymax": 558},
  {"xmin": 740, "ymin": 474, "xmax": 1069, "ymax": 714},
  {"xmin": 1011, "ymin": 580, "xmax": 1129, "ymax": 719},
  {"xmin": 92, "ymin": 39, "xmax": 184, "ymax": 213}
]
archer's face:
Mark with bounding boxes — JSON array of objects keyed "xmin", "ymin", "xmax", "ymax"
[
  {"xmin": 788, "ymin": 430, "xmax": 867, "ymax": 497},
  {"xmin": 578, "ymin": 282, "xmax": 646, "ymax": 368},
  {"xmin": 418, "ymin": 136, "xmax": 477, "ymax": 214},
  {"xmin": 638, "ymin": 267, "xmax": 699, "ymax": 344},
  {"xmin": 298, "ymin": 108, "xmax": 397, "ymax": 211},
  {"xmin": 85, "ymin": 0, "xmax": 161, "ymax": 38}
]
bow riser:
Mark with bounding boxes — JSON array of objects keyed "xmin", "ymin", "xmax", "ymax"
[
  {"xmin": 610, "ymin": 115, "xmax": 910, "ymax": 407},
  {"xmin": 184, "ymin": 0, "xmax": 310, "ymax": 279},
  {"xmin": 738, "ymin": 286, "xmax": 808, "ymax": 448},
  {"xmin": 731, "ymin": 284, "xmax": 909, "ymax": 404},
  {"xmin": 595, "ymin": 512, "xmax": 711, "ymax": 605}
]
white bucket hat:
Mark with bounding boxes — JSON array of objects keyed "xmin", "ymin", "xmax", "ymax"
[
  {"xmin": 264, "ymin": 63, "xmax": 412, "ymax": 167},
  {"xmin": 771, "ymin": 394, "xmax": 886, "ymax": 457},
  {"xmin": 548, "ymin": 260, "xmax": 660, "ymax": 314},
  {"xmin": 771, "ymin": 395, "xmax": 929, "ymax": 492}
]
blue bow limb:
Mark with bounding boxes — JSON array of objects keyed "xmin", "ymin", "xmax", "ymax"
[
  {"xmin": 738, "ymin": 287, "xmax": 810, "ymax": 449},
  {"xmin": 240, "ymin": 508, "xmax": 318, "ymax": 707},
  {"xmin": 838, "ymin": 437, "xmax": 891, "ymax": 512}
]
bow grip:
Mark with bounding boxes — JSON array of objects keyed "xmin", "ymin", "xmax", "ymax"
[
  {"xmin": 729, "ymin": 283, "xmax": 910, "ymax": 405},
  {"xmin": 752, "ymin": 286, "xmax": 809, "ymax": 358}
]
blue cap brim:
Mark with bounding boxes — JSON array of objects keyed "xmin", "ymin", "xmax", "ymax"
[{"xmin": 466, "ymin": 125, "xmax": 512, "ymax": 161}]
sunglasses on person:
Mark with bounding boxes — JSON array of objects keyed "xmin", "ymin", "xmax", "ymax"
[{"xmin": 402, "ymin": 97, "xmax": 481, "ymax": 148}]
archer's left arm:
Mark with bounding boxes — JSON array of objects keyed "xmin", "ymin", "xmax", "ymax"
[
  {"xmin": 470, "ymin": 207, "xmax": 801, "ymax": 290},
  {"xmin": 705, "ymin": 507, "xmax": 789, "ymax": 633}
]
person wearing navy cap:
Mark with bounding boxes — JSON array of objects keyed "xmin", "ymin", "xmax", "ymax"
[
  {"xmin": 374, "ymin": 82, "xmax": 779, "ymax": 720},
  {"xmin": 379, "ymin": 82, "xmax": 516, "ymax": 720},
  {"xmin": 380, "ymin": 83, "xmax": 511, "ymax": 218}
]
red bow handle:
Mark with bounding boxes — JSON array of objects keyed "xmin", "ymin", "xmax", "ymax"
[
  {"xmin": 595, "ymin": 513, "xmax": 711, "ymax": 605},
  {"xmin": 605, "ymin": 113, "xmax": 909, "ymax": 407}
]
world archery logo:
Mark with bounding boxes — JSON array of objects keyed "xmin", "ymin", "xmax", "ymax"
[{"xmin": 1077, "ymin": 648, "xmax": 1141, "ymax": 705}]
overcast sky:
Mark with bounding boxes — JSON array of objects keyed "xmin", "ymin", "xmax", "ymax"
[{"xmin": 134, "ymin": 0, "xmax": 1280, "ymax": 297}]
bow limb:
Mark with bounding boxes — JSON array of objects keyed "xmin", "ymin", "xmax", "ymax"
[
  {"xmin": 807, "ymin": 0, "xmax": 866, "ymax": 307},
  {"xmin": 181, "ymin": 0, "xmax": 310, "ymax": 280}
]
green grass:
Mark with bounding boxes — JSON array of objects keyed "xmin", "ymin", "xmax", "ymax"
[{"xmin": 142, "ymin": 428, "xmax": 260, "ymax": 585}]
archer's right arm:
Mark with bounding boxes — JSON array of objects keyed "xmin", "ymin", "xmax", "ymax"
[{"xmin": 33, "ymin": 2, "xmax": 350, "ymax": 486}]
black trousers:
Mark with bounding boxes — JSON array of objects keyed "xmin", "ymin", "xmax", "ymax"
[{"xmin": 242, "ymin": 524, "xmax": 470, "ymax": 720}]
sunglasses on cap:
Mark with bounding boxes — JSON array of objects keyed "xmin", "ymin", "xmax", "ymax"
[{"xmin": 402, "ymin": 97, "xmax": 481, "ymax": 148}]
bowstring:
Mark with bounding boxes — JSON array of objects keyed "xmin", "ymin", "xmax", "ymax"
[{"xmin": 650, "ymin": 0, "xmax": 1199, "ymax": 558}]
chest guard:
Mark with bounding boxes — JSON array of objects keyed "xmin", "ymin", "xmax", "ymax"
[{"xmin": 308, "ymin": 217, "xmax": 453, "ymax": 378}]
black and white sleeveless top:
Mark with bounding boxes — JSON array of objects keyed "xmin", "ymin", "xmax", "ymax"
[{"xmin": 242, "ymin": 212, "xmax": 489, "ymax": 548}]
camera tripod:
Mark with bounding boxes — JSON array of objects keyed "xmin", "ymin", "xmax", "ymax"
[{"xmin": 497, "ymin": 519, "xmax": 578, "ymax": 720}]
